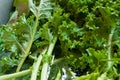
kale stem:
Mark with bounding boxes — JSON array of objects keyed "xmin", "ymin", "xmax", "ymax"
[
  {"xmin": 41, "ymin": 37, "xmax": 57, "ymax": 80},
  {"xmin": 15, "ymin": 39, "xmax": 26, "ymax": 54},
  {"xmin": 0, "ymin": 69, "xmax": 31, "ymax": 80},
  {"xmin": 30, "ymin": 48, "xmax": 47, "ymax": 80},
  {"xmin": 16, "ymin": 15, "xmax": 39, "ymax": 72},
  {"xmin": 107, "ymin": 28, "xmax": 115, "ymax": 70},
  {"xmin": 53, "ymin": 58, "xmax": 64, "ymax": 64},
  {"xmin": 55, "ymin": 70, "xmax": 61, "ymax": 80}
]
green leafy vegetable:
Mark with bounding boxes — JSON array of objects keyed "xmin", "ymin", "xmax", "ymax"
[{"xmin": 0, "ymin": 0, "xmax": 120, "ymax": 80}]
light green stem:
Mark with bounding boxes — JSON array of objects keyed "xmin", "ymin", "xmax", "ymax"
[
  {"xmin": 53, "ymin": 58, "xmax": 64, "ymax": 64},
  {"xmin": 0, "ymin": 69, "xmax": 31, "ymax": 80},
  {"xmin": 16, "ymin": 15, "xmax": 39, "ymax": 72},
  {"xmin": 41, "ymin": 63, "xmax": 49, "ymax": 80},
  {"xmin": 41, "ymin": 37, "xmax": 57, "ymax": 80},
  {"xmin": 15, "ymin": 39, "xmax": 26, "ymax": 54},
  {"xmin": 30, "ymin": 48, "xmax": 47, "ymax": 80},
  {"xmin": 108, "ymin": 28, "xmax": 115, "ymax": 70},
  {"xmin": 55, "ymin": 70, "xmax": 61, "ymax": 80}
]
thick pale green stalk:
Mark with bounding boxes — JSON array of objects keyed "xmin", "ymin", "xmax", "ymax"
[
  {"xmin": 107, "ymin": 28, "xmax": 115, "ymax": 70},
  {"xmin": 0, "ymin": 69, "xmax": 31, "ymax": 80},
  {"xmin": 30, "ymin": 48, "xmax": 47, "ymax": 80},
  {"xmin": 55, "ymin": 70, "xmax": 61, "ymax": 80},
  {"xmin": 41, "ymin": 37, "xmax": 57, "ymax": 80},
  {"xmin": 41, "ymin": 63, "xmax": 49, "ymax": 80},
  {"xmin": 16, "ymin": 15, "xmax": 39, "ymax": 72}
]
